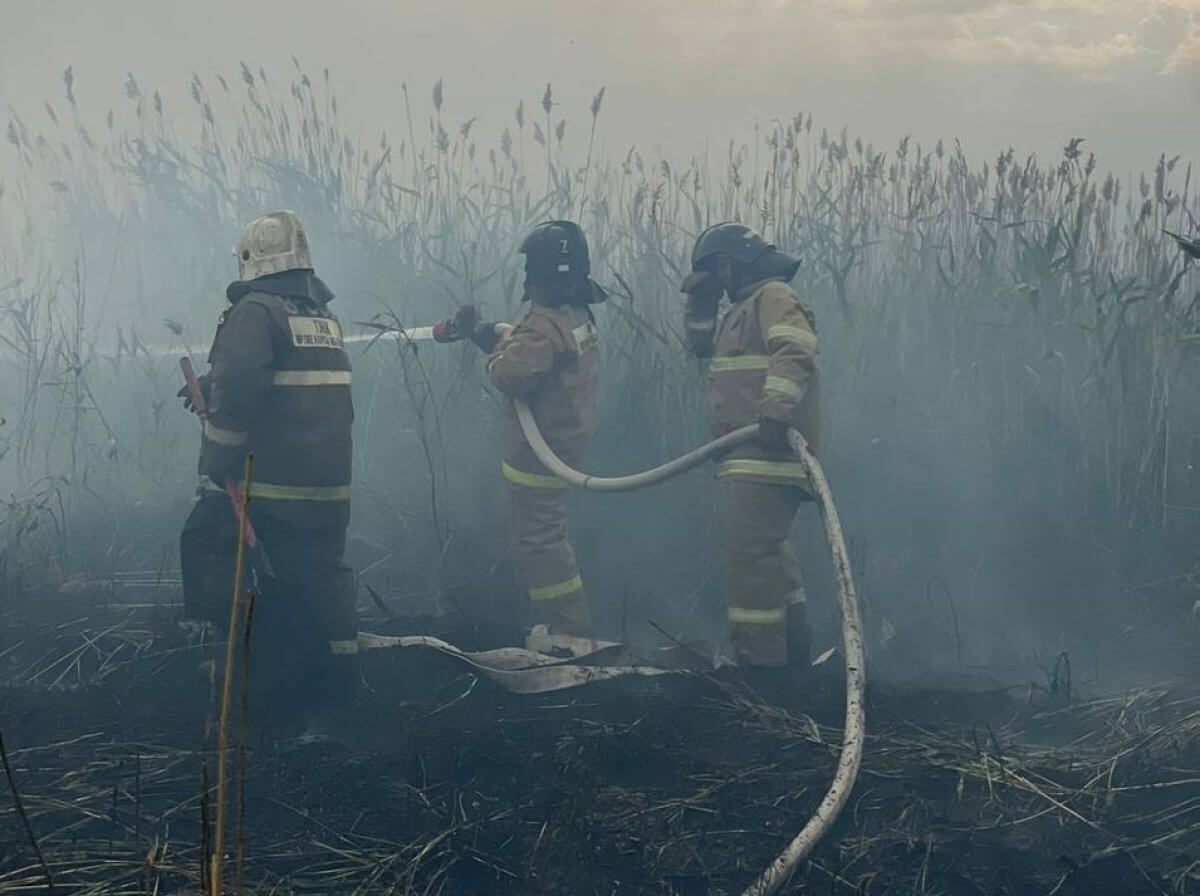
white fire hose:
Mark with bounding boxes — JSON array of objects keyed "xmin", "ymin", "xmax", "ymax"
[
  {"xmin": 484, "ymin": 325, "xmax": 866, "ymax": 896},
  {"xmin": 521, "ymin": 403, "xmax": 864, "ymax": 895},
  {"xmin": 156, "ymin": 318, "xmax": 858, "ymax": 892}
]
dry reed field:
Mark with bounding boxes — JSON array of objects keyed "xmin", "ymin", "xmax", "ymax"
[{"xmin": 1, "ymin": 65, "xmax": 1199, "ymax": 894}]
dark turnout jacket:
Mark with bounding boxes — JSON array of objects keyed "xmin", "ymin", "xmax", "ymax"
[{"xmin": 198, "ymin": 270, "xmax": 353, "ymax": 530}]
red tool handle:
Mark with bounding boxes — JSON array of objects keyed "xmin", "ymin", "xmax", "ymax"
[
  {"xmin": 180, "ymin": 356, "xmax": 208, "ymax": 415},
  {"xmin": 180, "ymin": 356, "xmax": 260, "ymax": 549}
]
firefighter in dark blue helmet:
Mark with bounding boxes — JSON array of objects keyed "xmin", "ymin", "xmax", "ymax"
[
  {"xmin": 682, "ymin": 222, "xmax": 820, "ymax": 673},
  {"xmin": 453, "ymin": 221, "xmax": 605, "ymax": 639}
]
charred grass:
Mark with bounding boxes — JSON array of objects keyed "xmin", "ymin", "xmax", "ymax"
[{"xmin": 1, "ymin": 586, "xmax": 1198, "ymax": 895}]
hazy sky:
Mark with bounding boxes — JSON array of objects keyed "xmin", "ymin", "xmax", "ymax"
[{"xmin": 2, "ymin": 0, "xmax": 1198, "ymax": 178}]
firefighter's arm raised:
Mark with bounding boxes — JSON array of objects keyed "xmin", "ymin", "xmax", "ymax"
[
  {"xmin": 756, "ymin": 282, "xmax": 818, "ymax": 426},
  {"xmin": 485, "ymin": 314, "xmax": 560, "ymax": 398},
  {"xmin": 200, "ymin": 300, "xmax": 275, "ymax": 479},
  {"xmin": 680, "ymin": 271, "xmax": 721, "ymax": 359}
]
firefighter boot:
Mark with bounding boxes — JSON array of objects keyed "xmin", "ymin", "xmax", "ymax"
[{"xmin": 729, "ymin": 605, "xmax": 813, "ymax": 706}]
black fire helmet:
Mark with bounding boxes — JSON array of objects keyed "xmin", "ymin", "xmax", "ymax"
[
  {"xmin": 691, "ymin": 221, "xmax": 773, "ymax": 271},
  {"xmin": 519, "ymin": 220, "xmax": 607, "ymax": 303}
]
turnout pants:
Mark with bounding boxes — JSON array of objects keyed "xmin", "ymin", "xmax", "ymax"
[
  {"xmin": 180, "ymin": 495, "xmax": 359, "ymax": 716},
  {"xmin": 505, "ymin": 471, "xmax": 593, "ymax": 638},
  {"xmin": 723, "ymin": 479, "xmax": 811, "ymax": 668}
]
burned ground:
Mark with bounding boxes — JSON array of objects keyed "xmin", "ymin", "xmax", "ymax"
[{"xmin": 1, "ymin": 587, "xmax": 1198, "ymax": 895}]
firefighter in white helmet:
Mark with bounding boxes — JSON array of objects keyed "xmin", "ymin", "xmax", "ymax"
[{"xmin": 179, "ymin": 211, "xmax": 358, "ymax": 730}]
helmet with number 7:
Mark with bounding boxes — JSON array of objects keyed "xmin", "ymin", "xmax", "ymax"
[{"xmin": 518, "ymin": 220, "xmax": 607, "ymax": 303}]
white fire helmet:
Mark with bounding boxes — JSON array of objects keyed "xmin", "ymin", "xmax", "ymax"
[{"xmin": 233, "ymin": 211, "xmax": 313, "ymax": 280}]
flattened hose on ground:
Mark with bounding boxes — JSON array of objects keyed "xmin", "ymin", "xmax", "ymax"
[{"xmin": 511, "ymin": 392, "xmax": 866, "ymax": 895}]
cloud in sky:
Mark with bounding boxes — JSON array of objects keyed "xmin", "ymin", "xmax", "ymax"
[
  {"xmin": 688, "ymin": 0, "xmax": 1200, "ymax": 74},
  {"xmin": 940, "ymin": 0, "xmax": 1199, "ymax": 72},
  {"xmin": 0, "ymin": 0, "xmax": 1196, "ymax": 178}
]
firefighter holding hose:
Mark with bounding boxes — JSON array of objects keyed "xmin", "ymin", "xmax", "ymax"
[
  {"xmin": 681, "ymin": 222, "xmax": 819, "ymax": 682},
  {"xmin": 178, "ymin": 210, "xmax": 358, "ymax": 728},
  {"xmin": 445, "ymin": 221, "xmax": 606, "ymax": 640}
]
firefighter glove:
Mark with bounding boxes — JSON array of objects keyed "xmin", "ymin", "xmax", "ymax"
[
  {"xmin": 757, "ymin": 415, "xmax": 792, "ymax": 453},
  {"xmin": 471, "ymin": 322, "xmax": 501, "ymax": 354},
  {"xmin": 177, "ymin": 373, "xmax": 211, "ymax": 414},
  {"xmin": 433, "ymin": 304, "xmax": 478, "ymax": 343},
  {"xmin": 453, "ymin": 304, "xmax": 480, "ymax": 335},
  {"xmin": 681, "ymin": 270, "xmax": 722, "ymax": 316}
]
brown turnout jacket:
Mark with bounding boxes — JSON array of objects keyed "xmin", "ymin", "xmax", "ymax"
[
  {"xmin": 199, "ymin": 290, "xmax": 353, "ymax": 529},
  {"xmin": 486, "ymin": 303, "xmax": 600, "ymax": 485},
  {"xmin": 684, "ymin": 278, "xmax": 820, "ymax": 487}
]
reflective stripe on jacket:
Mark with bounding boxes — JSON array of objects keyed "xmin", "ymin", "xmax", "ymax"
[
  {"xmin": 686, "ymin": 279, "xmax": 820, "ymax": 487},
  {"xmin": 487, "ymin": 304, "xmax": 600, "ymax": 484},
  {"xmin": 199, "ymin": 289, "xmax": 353, "ymax": 529}
]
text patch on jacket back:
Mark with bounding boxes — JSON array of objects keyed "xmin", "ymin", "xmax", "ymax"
[
  {"xmin": 288, "ymin": 316, "xmax": 344, "ymax": 349},
  {"xmin": 571, "ymin": 321, "xmax": 599, "ymax": 353}
]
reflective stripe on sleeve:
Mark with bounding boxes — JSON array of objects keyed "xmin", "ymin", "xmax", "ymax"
[
  {"xmin": 273, "ymin": 370, "xmax": 352, "ymax": 386},
  {"xmin": 686, "ymin": 319, "xmax": 716, "ymax": 333},
  {"xmin": 711, "ymin": 355, "xmax": 769, "ymax": 373},
  {"xmin": 728, "ymin": 606, "xmax": 787, "ymax": 625},
  {"xmin": 763, "ymin": 375, "xmax": 802, "ymax": 398},
  {"xmin": 329, "ymin": 639, "xmax": 360, "ymax": 656},
  {"xmin": 717, "ymin": 459, "xmax": 808, "ymax": 483},
  {"xmin": 529, "ymin": 574, "xmax": 584, "ymax": 602},
  {"xmin": 203, "ymin": 421, "xmax": 248, "ymax": 447},
  {"xmin": 502, "ymin": 462, "xmax": 567, "ymax": 489},
  {"xmin": 766, "ymin": 325, "xmax": 818, "ymax": 353}
]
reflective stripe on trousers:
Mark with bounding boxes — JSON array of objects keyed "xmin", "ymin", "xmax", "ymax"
[
  {"xmin": 501, "ymin": 462, "xmax": 567, "ymax": 489},
  {"xmin": 724, "ymin": 479, "xmax": 805, "ymax": 667},
  {"xmin": 529, "ymin": 574, "xmax": 584, "ymax": 602},
  {"xmin": 507, "ymin": 467, "xmax": 592, "ymax": 638},
  {"xmin": 727, "ymin": 590, "xmax": 805, "ymax": 625}
]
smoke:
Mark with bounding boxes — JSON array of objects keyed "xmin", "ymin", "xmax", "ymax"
[{"xmin": 2, "ymin": 8, "xmax": 1198, "ymax": 691}]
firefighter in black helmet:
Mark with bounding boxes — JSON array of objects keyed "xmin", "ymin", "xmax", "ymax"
[
  {"xmin": 682, "ymin": 221, "xmax": 820, "ymax": 676},
  {"xmin": 454, "ymin": 221, "xmax": 605, "ymax": 640}
]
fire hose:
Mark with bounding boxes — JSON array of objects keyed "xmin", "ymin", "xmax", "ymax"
[
  {"xmin": 181, "ymin": 318, "xmax": 864, "ymax": 894},
  {"xmin": 488, "ymin": 322, "xmax": 865, "ymax": 895}
]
